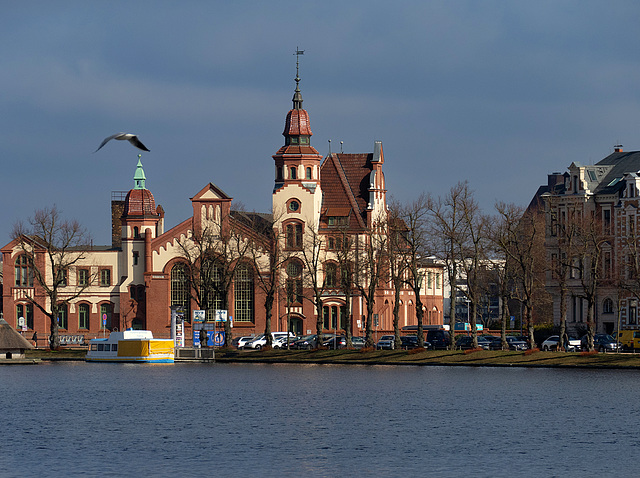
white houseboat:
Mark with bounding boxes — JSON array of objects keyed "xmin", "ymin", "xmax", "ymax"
[{"xmin": 86, "ymin": 329, "xmax": 174, "ymax": 363}]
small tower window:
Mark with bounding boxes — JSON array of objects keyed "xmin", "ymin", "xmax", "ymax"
[
  {"xmin": 277, "ymin": 166, "xmax": 283, "ymax": 181},
  {"xmin": 306, "ymin": 167, "xmax": 312, "ymax": 180},
  {"xmin": 134, "ymin": 226, "xmax": 140, "ymax": 238},
  {"xmin": 133, "ymin": 251, "xmax": 139, "ymax": 266},
  {"xmin": 291, "ymin": 167, "xmax": 297, "ymax": 180}
]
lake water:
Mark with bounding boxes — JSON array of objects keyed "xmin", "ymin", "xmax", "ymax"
[{"xmin": 1, "ymin": 362, "xmax": 639, "ymax": 477}]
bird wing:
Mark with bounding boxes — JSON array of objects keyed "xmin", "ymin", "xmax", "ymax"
[
  {"xmin": 128, "ymin": 135, "xmax": 150, "ymax": 152},
  {"xmin": 94, "ymin": 132, "xmax": 124, "ymax": 153}
]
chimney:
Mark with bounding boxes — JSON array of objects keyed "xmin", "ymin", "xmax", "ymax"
[
  {"xmin": 111, "ymin": 191, "xmax": 127, "ymax": 249},
  {"xmin": 614, "ymin": 144, "xmax": 623, "ymax": 153}
]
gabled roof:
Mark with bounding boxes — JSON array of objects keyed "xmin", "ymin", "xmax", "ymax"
[
  {"xmin": 191, "ymin": 182, "xmax": 232, "ymax": 202},
  {"xmin": 320, "ymin": 153, "xmax": 373, "ymax": 230}
]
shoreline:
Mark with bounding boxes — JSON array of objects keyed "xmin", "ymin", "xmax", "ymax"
[{"xmin": 15, "ymin": 348, "xmax": 640, "ymax": 369}]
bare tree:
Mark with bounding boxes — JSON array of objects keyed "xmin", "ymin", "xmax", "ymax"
[
  {"xmin": 244, "ymin": 210, "xmax": 290, "ymax": 347},
  {"xmin": 456, "ymin": 188, "xmax": 487, "ymax": 349},
  {"xmin": 395, "ymin": 194, "xmax": 432, "ymax": 347},
  {"xmin": 175, "ymin": 210, "xmax": 251, "ymax": 347},
  {"xmin": 354, "ymin": 215, "xmax": 389, "ymax": 348},
  {"xmin": 299, "ymin": 225, "xmax": 328, "ymax": 344},
  {"xmin": 427, "ymin": 182, "xmax": 470, "ymax": 349},
  {"xmin": 12, "ymin": 206, "xmax": 94, "ymax": 349}
]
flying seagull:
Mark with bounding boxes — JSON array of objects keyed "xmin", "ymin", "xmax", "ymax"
[{"xmin": 94, "ymin": 133, "xmax": 150, "ymax": 153}]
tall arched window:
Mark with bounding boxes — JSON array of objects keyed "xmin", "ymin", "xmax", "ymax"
[
  {"xmin": 100, "ymin": 303, "xmax": 113, "ymax": 330},
  {"xmin": 286, "ymin": 260, "xmax": 303, "ymax": 304},
  {"xmin": 306, "ymin": 167, "xmax": 312, "ymax": 179},
  {"xmin": 15, "ymin": 255, "xmax": 34, "ymax": 287},
  {"xmin": 202, "ymin": 258, "xmax": 223, "ymax": 321},
  {"xmin": 286, "ymin": 223, "xmax": 303, "ymax": 249},
  {"xmin": 234, "ymin": 264, "xmax": 254, "ymax": 323},
  {"xmin": 290, "ymin": 167, "xmax": 297, "ymax": 179},
  {"xmin": 78, "ymin": 303, "xmax": 90, "ymax": 329},
  {"xmin": 171, "ymin": 263, "xmax": 191, "ymax": 322},
  {"xmin": 325, "ymin": 263, "xmax": 337, "ymax": 288},
  {"xmin": 58, "ymin": 303, "xmax": 68, "ymax": 330},
  {"xmin": 602, "ymin": 298, "xmax": 614, "ymax": 315}
]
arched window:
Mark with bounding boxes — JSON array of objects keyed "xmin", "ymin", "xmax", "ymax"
[
  {"xmin": 234, "ymin": 264, "xmax": 254, "ymax": 323},
  {"xmin": 15, "ymin": 255, "xmax": 34, "ymax": 287},
  {"xmin": 325, "ymin": 263, "xmax": 337, "ymax": 288},
  {"xmin": 58, "ymin": 303, "xmax": 68, "ymax": 330},
  {"xmin": 286, "ymin": 223, "xmax": 303, "ymax": 249},
  {"xmin": 100, "ymin": 303, "xmax": 113, "ymax": 330},
  {"xmin": 202, "ymin": 257, "xmax": 223, "ymax": 321},
  {"xmin": 286, "ymin": 260, "xmax": 303, "ymax": 304},
  {"xmin": 16, "ymin": 303, "xmax": 34, "ymax": 330},
  {"xmin": 134, "ymin": 226, "xmax": 140, "ymax": 238},
  {"xmin": 171, "ymin": 263, "xmax": 190, "ymax": 322},
  {"xmin": 306, "ymin": 167, "xmax": 312, "ymax": 180},
  {"xmin": 277, "ymin": 166, "xmax": 283, "ymax": 181},
  {"xmin": 602, "ymin": 298, "xmax": 614, "ymax": 315},
  {"xmin": 290, "ymin": 167, "xmax": 297, "ymax": 179},
  {"xmin": 78, "ymin": 303, "xmax": 90, "ymax": 330}
]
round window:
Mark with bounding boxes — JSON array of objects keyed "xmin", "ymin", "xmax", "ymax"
[{"xmin": 289, "ymin": 200, "xmax": 300, "ymax": 212}]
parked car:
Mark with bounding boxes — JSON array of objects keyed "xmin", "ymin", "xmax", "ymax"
[
  {"xmin": 400, "ymin": 335, "xmax": 420, "ymax": 350},
  {"xmin": 350, "ymin": 336, "xmax": 366, "ymax": 349},
  {"xmin": 614, "ymin": 330, "xmax": 640, "ymax": 351},
  {"xmin": 455, "ymin": 336, "xmax": 491, "ymax": 350},
  {"xmin": 581, "ymin": 334, "xmax": 621, "ymax": 352},
  {"xmin": 541, "ymin": 335, "xmax": 580, "ymax": 351},
  {"xmin": 290, "ymin": 334, "xmax": 335, "ymax": 350},
  {"xmin": 272, "ymin": 335, "xmax": 298, "ymax": 349},
  {"xmin": 244, "ymin": 332, "xmax": 294, "ymax": 349},
  {"xmin": 322, "ymin": 335, "xmax": 347, "ymax": 349},
  {"xmin": 426, "ymin": 329, "xmax": 451, "ymax": 350},
  {"xmin": 376, "ymin": 335, "xmax": 395, "ymax": 350},
  {"xmin": 504, "ymin": 336, "xmax": 528, "ymax": 351},
  {"xmin": 233, "ymin": 336, "xmax": 255, "ymax": 349}
]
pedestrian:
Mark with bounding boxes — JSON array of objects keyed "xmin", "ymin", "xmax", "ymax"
[
  {"xmin": 32, "ymin": 331, "xmax": 38, "ymax": 348},
  {"xmin": 199, "ymin": 328, "xmax": 208, "ymax": 348}
]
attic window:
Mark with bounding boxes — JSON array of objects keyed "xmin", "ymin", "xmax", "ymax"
[
  {"xmin": 607, "ymin": 177, "xmax": 622, "ymax": 187},
  {"xmin": 328, "ymin": 217, "xmax": 348, "ymax": 227},
  {"xmin": 588, "ymin": 170, "xmax": 597, "ymax": 181}
]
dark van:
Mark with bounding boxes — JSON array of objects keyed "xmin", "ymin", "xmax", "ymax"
[{"xmin": 426, "ymin": 329, "xmax": 451, "ymax": 350}]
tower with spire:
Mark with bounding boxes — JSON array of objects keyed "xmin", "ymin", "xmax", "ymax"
[{"xmin": 272, "ymin": 50, "xmax": 324, "ymax": 234}]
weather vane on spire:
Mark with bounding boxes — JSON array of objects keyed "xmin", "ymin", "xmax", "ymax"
[
  {"xmin": 292, "ymin": 47, "xmax": 305, "ymax": 109},
  {"xmin": 295, "ymin": 47, "xmax": 304, "ymax": 81}
]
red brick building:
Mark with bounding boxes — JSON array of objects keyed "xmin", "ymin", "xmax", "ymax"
[{"xmin": 2, "ymin": 73, "xmax": 444, "ymax": 345}]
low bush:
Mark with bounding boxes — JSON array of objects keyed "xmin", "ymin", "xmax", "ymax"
[{"xmin": 524, "ymin": 348, "xmax": 540, "ymax": 355}]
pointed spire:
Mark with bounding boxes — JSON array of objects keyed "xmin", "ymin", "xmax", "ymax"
[
  {"xmin": 134, "ymin": 154, "xmax": 146, "ymax": 190},
  {"xmin": 292, "ymin": 47, "xmax": 304, "ymax": 110}
]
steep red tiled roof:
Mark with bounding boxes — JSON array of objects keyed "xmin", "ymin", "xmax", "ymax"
[
  {"xmin": 124, "ymin": 189, "xmax": 157, "ymax": 216},
  {"xmin": 283, "ymin": 109, "xmax": 312, "ymax": 136},
  {"xmin": 320, "ymin": 153, "xmax": 373, "ymax": 231}
]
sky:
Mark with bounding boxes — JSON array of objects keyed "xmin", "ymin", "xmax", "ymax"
[{"xmin": 2, "ymin": 1, "xmax": 640, "ymax": 248}]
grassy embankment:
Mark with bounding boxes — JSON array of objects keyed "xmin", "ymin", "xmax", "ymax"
[{"xmin": 24, "ymin": 347, "xmax": 640, "ymax": 368}]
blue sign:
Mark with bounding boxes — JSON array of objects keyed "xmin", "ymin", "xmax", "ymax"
[{"xmin": 213, "ymin": 331, "xmax": 225, "ymax": 346}]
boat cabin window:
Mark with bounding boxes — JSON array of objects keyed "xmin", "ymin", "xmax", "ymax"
[
  {"xmin": 91, "ymin": 344, "xmax": 98, "ymax": 351},
  {"xmin": 112, "ymin": 344, "xmax": 117, "ymax": 352},
  {"xmin": 98, "ymin": 344, "xmax": 104, "ymax": 351},
  {"xmin": 104, "ymin": 344, "xmax": 110, "ymax": 352}
]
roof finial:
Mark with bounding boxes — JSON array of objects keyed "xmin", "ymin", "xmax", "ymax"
[
  {"xmin": 134, "ymin": 153, "xmax": 146, "ymax": 190},
  {"xmin": 293, "ymin": 47, "xmax": 304, "ymax": 110}
]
